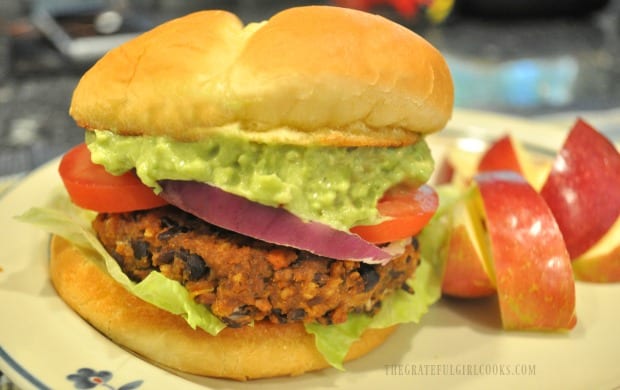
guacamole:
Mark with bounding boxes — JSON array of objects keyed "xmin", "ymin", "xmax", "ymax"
[{"xmin": 86, "ymin": 129, "xmax": 434, "ymax": 230}]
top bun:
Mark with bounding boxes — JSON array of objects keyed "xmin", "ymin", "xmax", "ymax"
[{"xmin": 70, "ymin": 6, "xmax": 453, "ymax": 146}]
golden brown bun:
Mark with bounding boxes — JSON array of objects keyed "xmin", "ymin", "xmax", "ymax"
[
  {"xmin": 70, "ymin": 6, "xmax": 453, "ymax": 147},
  {"xmin": 50, "ymin": 235, "xmax": 398, "ymax": 380}
]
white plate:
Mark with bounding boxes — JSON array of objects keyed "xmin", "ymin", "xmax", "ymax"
[{"xmin": 1, "ymin": 110, "xmax": 619, "ymax": 390}]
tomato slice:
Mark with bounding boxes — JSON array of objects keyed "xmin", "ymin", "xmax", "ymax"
[
  {"xmin": 350, "ymin": 184, "xmax": 438, "ymax": 244},
  {"xmin": 58, "ymin": 143, "xmax": 168, "ymax": 213}
]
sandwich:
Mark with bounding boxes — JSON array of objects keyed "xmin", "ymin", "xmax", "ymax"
[{"xmin": 23, "ymin": 5, "xmax": 453, "ymax": 380}]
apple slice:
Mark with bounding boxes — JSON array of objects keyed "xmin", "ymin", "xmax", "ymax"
[
  {"xmin": 442, "ymin": 195, "xmax": 495, "ymax": 298},
  {"xmin": 540, "ymin": 118, "xmax": 620, "ymax": 259},
  {"xmin": 474, "ymin": 171, "xmax": 576, "ymax": 330},
  {"xmin": 571, "ymin": 216, "xmax": 620, "ymax": 283},
  {"xmin": 478, "ymin": 135, "xmax": 523, "ymax": 174},
  {"xmin": 478, "ymin": 134, "xmax": 550, "ymax": 191},
  {"xmin": 436, "ymin": 141, "xmax": 482, "ymax": 188},
  {"xmin": 434, "ymin": 157, "xmax": 455, "ymax": 185}
]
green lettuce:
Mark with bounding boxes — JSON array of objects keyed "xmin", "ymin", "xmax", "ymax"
[
  {"xmin": 305, "ymin": 184, "xmax": 461, "ymax": 369},
  {"xmin": 16, "ymin": 192, "xmax": 226, "ymax": 335},
  {"xmin": 17, "ymin": 186, "xmax": 459, "ymax": 370}
]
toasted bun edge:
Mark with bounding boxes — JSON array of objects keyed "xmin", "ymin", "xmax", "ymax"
[{"xmin": 49, "ymin": 235, "xmax": 398, "ymax": 380}]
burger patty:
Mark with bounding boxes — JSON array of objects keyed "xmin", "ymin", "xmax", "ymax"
[{"xmin": 93, "ymin": 206, "xmax": 419, "ymax": 327}]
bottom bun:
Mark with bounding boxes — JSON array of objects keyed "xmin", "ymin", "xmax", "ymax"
[{"xmin": 50, "ymin": 235, "xmax": 398, "ymax": 380}]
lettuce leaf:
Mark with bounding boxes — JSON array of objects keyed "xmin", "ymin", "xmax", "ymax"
[
  {"xmin": 16, "ymin": 192, "xmax": 226, "ymax": 335},
  {"xmin": 17, "ymin": 185, "xmax": 460, "ymax": 370},
  {"xmin": 304, "ymin": 259, "xmax": 437, "ymax": 370},
  {"xmin": 304, "ymin": 184, "xmax": 461, "ymax": 369}
]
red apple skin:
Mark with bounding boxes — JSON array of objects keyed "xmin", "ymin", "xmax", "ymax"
[
  {"xmin": 540, "ymin": 118, "xmax": 620, "ymax": 259},
  {"xmin": 571, "ymin": 217, "xmax": 620, "ymax": 283},
  {"xmin": 478, "ymin": 135, "xmax": 524, "ymax": 175},
  {"xmin": 434, "ymin": 157, "xmax": 455, "ymax": 185},
  {"xmin": 442, "ymin": 224, "xmax": 496, "ymax": 298},
  {"xmin": 475, "ymin": 171, "xmax": 576, "ymax": 330}
]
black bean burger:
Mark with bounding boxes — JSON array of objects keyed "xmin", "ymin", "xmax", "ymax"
[{"xmin": 23, "ymin": 5, "xmax": 453, "ymax": 380}]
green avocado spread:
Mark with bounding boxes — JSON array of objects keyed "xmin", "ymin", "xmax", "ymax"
[{"xmin": 86, "ymin": 129, "xmax": 434, "ymax": 230}]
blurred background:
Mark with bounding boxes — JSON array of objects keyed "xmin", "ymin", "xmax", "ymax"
[{"xmin": 0, "ymin": 0, "xmax": 619, "ymax": 181}]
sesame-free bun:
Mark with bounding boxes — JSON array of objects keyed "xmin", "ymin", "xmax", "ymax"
[
  {"xmin": 70, "ymin": 6, "xmax": 453, "ymax": 147},
  {"xmin": 49, "ymin": 235, "xmax": 397, "ymax": 380}
]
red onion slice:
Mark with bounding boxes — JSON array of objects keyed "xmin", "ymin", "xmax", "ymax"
[{"xmin": 159, "ymin": 180, "xmax": 393, "ymax": 264}]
